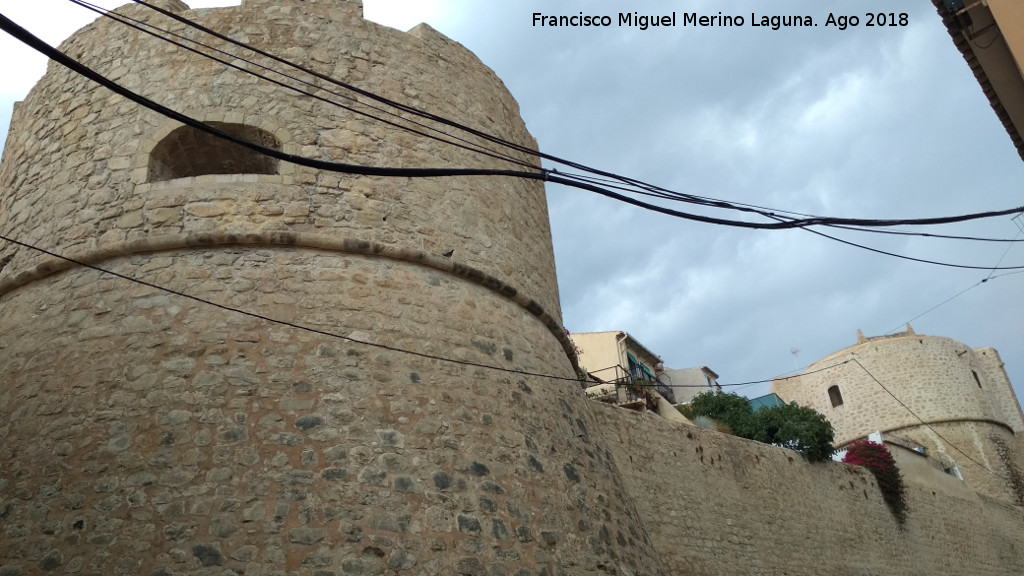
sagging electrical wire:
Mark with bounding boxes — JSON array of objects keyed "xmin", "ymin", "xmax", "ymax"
[
  {"xmin": 0, "ymin": 11, "xmax": 911, "ymax": 233},
  {"xmin": 102, "ymin": 0, "xmax": 1024, "ymax": 236},
  {"xmin": 772, "ymin": 215, "xmax": 1024, "ymax": 270},
  {"xmin": 77, "ymin": 0, "xmax": 821, "ymax": 229},
  {"xmin": 5, "ymin": 9, "xmax": 1024, "ymax": 253},
  {"xmin": 67, "ymin": 0, "xmax": 543, "ymax": 173}
]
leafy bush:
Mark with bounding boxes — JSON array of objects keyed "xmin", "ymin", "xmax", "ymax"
[
  {"xmin": 681, "ymin": 391, "xmax": 835, "ymax": 462},
  {"xmin": 843, "ymin": 440, "xmax": 907, "ymax": 524},
  {"xmin": 749, "ymin": 402, "xmax": 835, "ymax": 462},
  {"xmin": 681, "ymin": 390, "xmax": 756, "ymax": 437}
]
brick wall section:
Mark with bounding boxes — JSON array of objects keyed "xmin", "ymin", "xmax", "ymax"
[{"xmin": 592, "ymin": 404, "xmax": 1024, "ymax": 576}]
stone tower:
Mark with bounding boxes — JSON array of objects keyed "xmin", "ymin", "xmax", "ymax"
[
  {"xmin": 772, "ymin": 328, "xmax": 1024, "ymax": 503},
  {"xmin": 0, "ymin": 1, "xmax": 664, "ymax": 574}
]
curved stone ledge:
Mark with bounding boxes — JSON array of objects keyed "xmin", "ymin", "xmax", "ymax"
[
  {"xmin": 832, "ymin": 416, "xmax": 1018, "ymax": 447},
  {"xmin": 0, "ymin": 231, "xmax": 581, "ymax": 374},
  {"xmin": 869, "ymin": 417, "xmax": 1018, "ymax": 442}
]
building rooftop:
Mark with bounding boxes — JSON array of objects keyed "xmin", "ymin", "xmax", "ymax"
[{"xmin": 932, "ymin": 0, "xmax": 1024, "ymax": 161}]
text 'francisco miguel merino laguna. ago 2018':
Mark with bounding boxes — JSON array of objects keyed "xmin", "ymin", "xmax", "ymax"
[{"xmin": 531, "ymin": 12, "xmax": 909, "ymax": 31}]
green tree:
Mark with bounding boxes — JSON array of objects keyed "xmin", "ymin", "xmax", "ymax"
[
  {"xmin": 678, "ymin": 390, "xmax": 755, "ymax": 437},
  {"xmin": 749, "ymin": 402, "xmax": 835, "ymax": 462},
  {"xmin": 679, "ymin": 391, "xmax": 835, "ymax": 462}
]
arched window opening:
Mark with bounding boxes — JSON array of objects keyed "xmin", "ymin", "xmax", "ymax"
[
  {"xmin": 828, "ymin": 385, "xmax": 844, "ymax": 407},
  {"xmin": 148, "ymin": 122, "xmax": 280, "ymax": 182},
  {"xmin": 972, "ymin": 370, "xmax": 983, "ymax": 389}
]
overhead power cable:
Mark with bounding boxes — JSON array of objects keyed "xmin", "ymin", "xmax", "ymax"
[
  {"xmin": 772, "ymin": 215, "xmax": 1024, "ymax": 271},
  {"xmin": 564, "ymin": 168, "xmax": 1024, "ymax": 243},
  {"xmin": 58, "ymin": 1, "xmax": 1024, "ymax": 235},
  {"xmin": 883, "ymin": 226, "xmax": 1024, "ymax": 334},
  {"xmin": 716, "ymin": 359, "xmax": 852, "ymax": 388},
  {"xmin": 67, "ymin": 0, "xmax": 543, "ymax": 173},
  {"xmin": 52, "ymin": 1, "xmax": 881, "ymax": 229},
  {"xmin": 8, "ymin": 9, "xmax": 1024, "ymax": 243},
  {"xmin": 69, "ymin": 1, "xmax": 830, "ymax": 229}
]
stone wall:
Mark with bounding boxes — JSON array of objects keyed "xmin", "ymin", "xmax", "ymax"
[
  {"xmin": 772, "ymin": 334, "xmax": 1024, "ymax": 441},
  {"xmin": 4, "ymin": 1, "xmax": 1022, "ymax": 574},
  {"xmin": 0, "ymin": 248, "xmax": 664, "ymax": 576},
  {"xmin": 0, "ymin": 1, "xmax": 667, "ymax": 574},
  {"xmin": 592, "ymin": 403, "xmax": 1024, "ymax": 576},
  {"xmin": 0, "ymin": 0, "xmax": 561, "ymax": 321},
  {"xmin": 771, "ymin": 332, "xmax": 1024, "ymax": 502}
]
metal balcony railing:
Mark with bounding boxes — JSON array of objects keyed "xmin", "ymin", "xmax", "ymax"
[{"xmin": 586, "ymin": 364, "xmax": 675, "ymax": 409}]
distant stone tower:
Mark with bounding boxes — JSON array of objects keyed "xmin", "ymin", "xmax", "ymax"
[
  {"xmin": 0, "ymin": 1, "xmax": 664, "ymax": 574},
  {"xmin": 772, "ymin": 327, "xmax": 1024, "ymax": 503}
]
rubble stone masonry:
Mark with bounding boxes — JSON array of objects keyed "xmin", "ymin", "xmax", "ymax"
[
  {"xmin": 772, "ymin": 332, "xmax": 1024, "ymax": 503},
  {"xmin": 593, "ymin": 405, "xmax": 1024, "ymax": 576},
  {"xmin": 0, "ymin": 1, "xmax": 663, "ymax": 574},
  {"xmin": 1, "ymin": 1, "xmax": 1022, "ymax": 575}
]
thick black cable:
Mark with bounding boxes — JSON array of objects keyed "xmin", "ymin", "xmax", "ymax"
[
  {"xmin": 69, "ymin": 0, "xmax": 822, "ymax": 229},
  {"xmin": 67, "ymin": 0, "xmax": 542, "ymax": 172},
  {"xmin": 120, "ymin": 0, "xmax": 1024, "ymax": 231},
  {"xmin": 561, "ymin": 170, "xmax": 1024, "ymax": 243},
  {"xmin": 7, "ymin": 11, "xmax": 1024, "ymax": 243},
  {"xmin": 71, "ymin": 0, "xmax": 839, "ymax": 231},
  {"xmin": 1, "ymin": 11, "xmax": 836, "ymax": 231},
  {"xmin": 562, "ymin": 170, "xmax": 1024, "ymax": 242},
  {"xmin": 793, "ymin": 221, "xmax": 1024, "ymax": 270}
]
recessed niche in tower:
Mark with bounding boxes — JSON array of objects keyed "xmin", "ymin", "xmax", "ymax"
[{"xmin": 148, "ymin": 122, "xmax": 280, "ymax": 182}]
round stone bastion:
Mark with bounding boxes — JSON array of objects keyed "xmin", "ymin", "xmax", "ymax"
[
  {"xmin": 772, "ymin": 329, "xmax": 1024, "ymax": 504},
  {"xmin": 0, "ymin": 1, "xmax": 665, "ymax": 575}
]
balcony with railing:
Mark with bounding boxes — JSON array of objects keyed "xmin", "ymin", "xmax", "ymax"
[{"xmin": 584, "ymin": 365, "xmax": 675, "ymax": 412}]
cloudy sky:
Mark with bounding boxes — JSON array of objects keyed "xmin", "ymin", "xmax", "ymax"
[{"xmin": 1, "ymin": 0, "xmax": 1022, "ymax": 404}]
